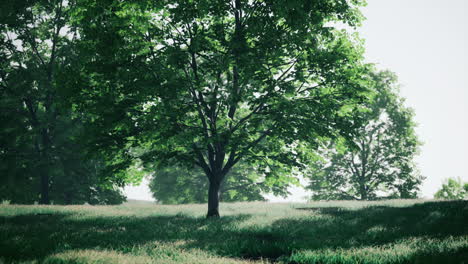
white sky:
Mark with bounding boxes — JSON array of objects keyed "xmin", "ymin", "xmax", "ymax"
[{"xmin": 125, "ymin": 0, "xmax": 468, "ymax": 202}]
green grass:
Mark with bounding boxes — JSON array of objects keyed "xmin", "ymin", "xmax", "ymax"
[{"xmin": 1, "ymin": 200, "xmax": 467, "ymax": 264}]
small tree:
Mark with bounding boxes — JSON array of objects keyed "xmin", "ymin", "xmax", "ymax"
[
  {"xmin": 307, "ymin": 71, "xmax": 424, "ymax": 200},
  {"xmin": 434, "ymin": 178, "xmax": 468, "ymax": 200}
]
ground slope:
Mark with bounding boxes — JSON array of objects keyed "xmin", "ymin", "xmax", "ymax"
[{"xmin": 1, "ymin": 200, "xmax": 467, "ymax": 263}]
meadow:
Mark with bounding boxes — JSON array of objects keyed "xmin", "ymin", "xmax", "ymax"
[{"xmin": 1, "ymin": 199, "xmax": 467, "ymax": 264}]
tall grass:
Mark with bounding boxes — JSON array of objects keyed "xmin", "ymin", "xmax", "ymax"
[{"xmin": 1, "ymin": 199, "xmax": 467, "ymax": 263}]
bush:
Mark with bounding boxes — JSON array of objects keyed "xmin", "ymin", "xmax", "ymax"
[{"xmin": 434, "ymin": 177, "xmax": 467, "ymax": 199}]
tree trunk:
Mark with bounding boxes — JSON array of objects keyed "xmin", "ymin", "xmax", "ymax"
[
  {"xmin": 64, "ymin": 191, "xmax": 72, "ymax": 205},
  {"xmin": 39, "ymin": 132, "xmax": 51, "ymax": 205},
  {"xmin": 359, "ymin": 184, "xmax": 368, "ymax": 200},
  {"xmin": 39, "ymin": 170, "xmax": 50, "ymax": 204},
  {"xmin": 207, "ymin": 180, "xmax": 221, "ymax": 218}
]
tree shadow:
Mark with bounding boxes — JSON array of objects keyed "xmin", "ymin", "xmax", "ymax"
[
  {"xmin": 197, "ymin": 200, "xmax": 468, "ymax": 260},
  {"xmin": 293, "ymin": 200, "xmax": 468, "ymax": 243},
  {"xmin": 1, "ymin": 200, "xmax": 467, "ymax": 263},
  {"xmin": 0, "ymin": 212, "xmax": 252, "ymax": 262}
]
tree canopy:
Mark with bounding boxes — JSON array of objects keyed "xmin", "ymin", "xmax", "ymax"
[{"xmin": 0, "ymin": 0, "xmax": 127, "ymax": 205}]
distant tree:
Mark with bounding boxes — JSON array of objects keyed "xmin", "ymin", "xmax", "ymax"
[
  {"xmin": 307, "ymin": 71, "xmax": 424, "ymax": 201},
  {"xmin": 148, "ymin": 162, "xmax": 288, "ymax": 204},
  {"xmin": 434, "ymin": 178, "xmax": 468, "ymax": 200},
  {"xmin": 73, "ymin": 0, "xmax": 372, "ymax": 217},
  {"xmin": 48, "ymin": 156, "xmax": 128, "ymax": 205},
  {"xmin": 88, "ymin": 186, "xmax": 127, "ymax": 205}
]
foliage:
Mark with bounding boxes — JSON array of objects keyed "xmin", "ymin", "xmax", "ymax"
[
  {"xmin": 71, "ymin": 0, "xmax": 373, "ymax": 216},
  {"xmin": 307, "ymin": 70, "xmax": 424, "ymax": 200},
  {"xmin": 434, "ymin": 177, "xmax": 468, "ymax": 200},
  {"xmin": 148, "ymin": 162, "xmax": 288, "ymax": 204},
  {"xmin": 1, "ymin": 200, "xmax": 468, "ymax": 263},
  {"xmin": 0, "ymin": 0, "xmax": 127, "ymax": 205},
  {"xmin": 1, "ymin": 0, "xmax": 429, "ymax": 213}
]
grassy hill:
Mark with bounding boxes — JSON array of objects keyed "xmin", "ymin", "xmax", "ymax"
[{"xmin": 1, "ymin": 200, "xmax": 467, "ymax": 263}]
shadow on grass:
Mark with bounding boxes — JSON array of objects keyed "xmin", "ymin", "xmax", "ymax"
[
  {"xmin": 0, "ymin": 212, "xmax": 252, "ymax": 262},
  {"xmin": 233, "ymin": 200, "xmax": 468, "ymax": 260},
  {"xmin": 0, "ymin": 200, "xmax": 467, "ymax": 263},
  {"xmin": 291, "ymin": 200, "xmax": 468, "ymax": 245}
]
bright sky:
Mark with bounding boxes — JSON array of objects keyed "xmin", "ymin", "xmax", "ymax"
[{"xmin": 125, "ymin": 0, "xmax": 468, "ymax": 202}]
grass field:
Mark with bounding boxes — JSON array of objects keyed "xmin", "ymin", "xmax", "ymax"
[{"xmin": 1, "ymin": 199, "xmax": 467, "ymax": 264}]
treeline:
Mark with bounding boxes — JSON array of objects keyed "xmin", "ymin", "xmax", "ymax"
[{"xmin": 1, "ymin": 0, "xmax": 423, "ymax": 209}]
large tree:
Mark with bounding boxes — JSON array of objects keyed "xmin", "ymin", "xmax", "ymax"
[
  {"xmin": 307, "ymin": 71, "xmax": 424, "ymax": 201},
  {"xmin": 0, "ymin": 0, "xmax": 75, "ymax": 204},
  {"xmin": 0, "ymin": 0, "xmax": 128, "ymax": 205},
  {"xmin": 73, "ymin": 0, "xmax": 371, "ymax": 216}
]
